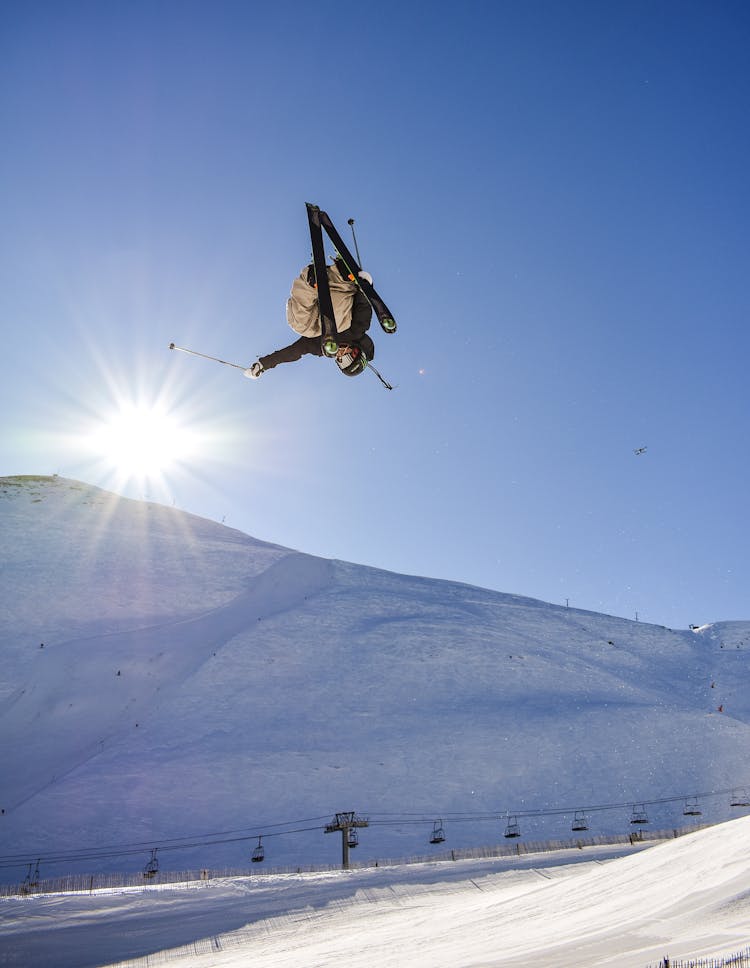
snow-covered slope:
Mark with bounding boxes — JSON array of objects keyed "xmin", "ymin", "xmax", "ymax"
[
  {"xmin": 2, "ymin": 818, "xmax": 749, "ymax": 968},
  {"xmin": 1, "ymin": 475, "xmax": 749, "ymax": 879}
]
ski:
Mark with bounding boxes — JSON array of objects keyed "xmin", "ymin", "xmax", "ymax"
[
  {"xmin": 312, "ymin": 204, "xmax": 398, "ymax": 335},
  {"xmin": 306, "ymin": 204, "xmax": 339, "ymax": 357}
]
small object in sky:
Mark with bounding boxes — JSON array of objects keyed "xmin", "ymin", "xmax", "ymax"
[{"xmin": 634, "ymin": 447, "xmax": 647, "ymax": 456}]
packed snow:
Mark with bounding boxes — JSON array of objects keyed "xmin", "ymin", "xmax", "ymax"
[
  {"xmin": 2, "ymin": 819, "xmax": 750, "ymax": 967},
  {"xmin": 1, "ymin": 475, "xmax": 749, "ymax": 965}
]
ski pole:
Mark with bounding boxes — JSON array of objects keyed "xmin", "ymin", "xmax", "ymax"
[
  {"xmin": 347, "ymin": 218, "xmax": 362, "ymax": 266},
  {"xmin": 365, "ymin": 361, "xmax": 395, "ymax": 390},
  {"xmin": 168, "ymin": 342, "xmax": 247, "ymax": 371}
]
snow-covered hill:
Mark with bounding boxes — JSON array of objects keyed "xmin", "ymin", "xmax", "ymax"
[{"xmin": 1, "ymin": 475, "xmax": 749, "ymax": 880}]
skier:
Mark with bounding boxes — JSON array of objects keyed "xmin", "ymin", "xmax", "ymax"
[
  {"xmin": 245, "ymin": 256, "xmax": 375, "ymax": 380},
  {"xmin": 169, "ymin": 204, "xmax": 396, "ymax": 387}
]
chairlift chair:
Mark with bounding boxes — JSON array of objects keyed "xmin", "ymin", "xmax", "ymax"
[
  {"xmin": 683, "ymin": 797, "xmax": 702, "ymax": 817},
  {"xmin": 251, "ymin": 837, "xmax": 264, "ymax": 863},
  {"xmin": 143, "ymin": 848, "xmax": 159, "ymax": 879},
  {"xmin": 730, "ymin": 789, "xmax": 750, "ymax": 808},
  {"xmin": 347, "ymin": 829, "xmax": 359, "ymax": 849},
  {"xmin": 430, "ymin": 820, "xmax": 445, "ymax": 844},
  {"xmin": 629, "ymin": 805, "xmax": 649, "ymax": 825},
  {"xmin": 23, "ymin": 859, "xmax": 40, "ymax": 891},
  {"xmin": 504, "ymin": 816, "xmax": 521, "ymax": 838},
  {"xmin": 571, "ymin": 811, "xmax": 589, "ymax": 832}
]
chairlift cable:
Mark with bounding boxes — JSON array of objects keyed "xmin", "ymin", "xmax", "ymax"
[{"xmin": 1, "ymin": 787, "xmax": 746, "ymax": 873}]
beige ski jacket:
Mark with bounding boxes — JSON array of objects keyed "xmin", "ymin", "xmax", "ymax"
[{"xmin": 286, "ymin": 264, "xmax": 359, "ymax": 336}]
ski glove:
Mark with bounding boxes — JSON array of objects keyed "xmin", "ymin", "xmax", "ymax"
[
  {"xmin": 244, "ymin": 362, "xmax": 264, "ymax": 379},
  {"xmin": 358, "ymin": 270, "xmax": 373, "ymax": 286}
]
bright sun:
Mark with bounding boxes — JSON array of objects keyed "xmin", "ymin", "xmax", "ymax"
[{"xmin": 87, "ymin": 404, "xmax": 196, "ymax": 480}]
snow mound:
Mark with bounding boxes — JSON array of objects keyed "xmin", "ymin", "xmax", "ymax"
[{"xmin": 112, "ymin": 814, "xmax": 750, "ymax": 968}]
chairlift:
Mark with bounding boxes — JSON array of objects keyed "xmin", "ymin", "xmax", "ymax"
[
  {"xmin": 347, "ymin": 829, "xmax": 359, "ymax": 849},
  {"xmin": 504, "ymin": 816, "xmax": 521, "ymax": 839},
  {"xmin": 730, "ymin": 789, "xmax": 750, "ymax": 808},
  {"xmin": 23, "ymin": 859, "xmax": 40, "ymax": 891},
  {"xmin": 683, "ymin": 797, "xmax": 702, "ymax": 817},
  {"xmin": 430, "ymin": 820, "xmax": 445, "ymax": 844},
  {"xmin": 251, "ymin": 836, "xmax": 265, "ymax": 863},
  {"xmin": 143, "ymin": 848, "xmax": 159, "ymax": 879},
  {"xmin": 571, "ymin": 811, "xmax": 589, "ymax": 832},
  {"xmin": 629, "ymin": 804, "xmax": 649, "ymax": 825}
]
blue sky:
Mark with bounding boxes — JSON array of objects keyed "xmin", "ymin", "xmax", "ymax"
[{"xmin": 1, "ymin": 0, "xmax": 748, "ymax": 629}]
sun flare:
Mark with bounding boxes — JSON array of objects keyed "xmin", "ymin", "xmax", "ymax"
[{"xmin": 87, "ymin": 404, "xmax": 197, "ymax": 480}]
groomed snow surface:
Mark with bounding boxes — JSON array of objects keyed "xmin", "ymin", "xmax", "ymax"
[{"xmin": 1, "ymin": 818, "xmax": 750, "ymax": 968}]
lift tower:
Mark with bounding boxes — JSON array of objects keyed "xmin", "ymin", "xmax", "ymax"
[{"xmin": 324, "ymin": 811, "xmax": 369, "ymax": 870}]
